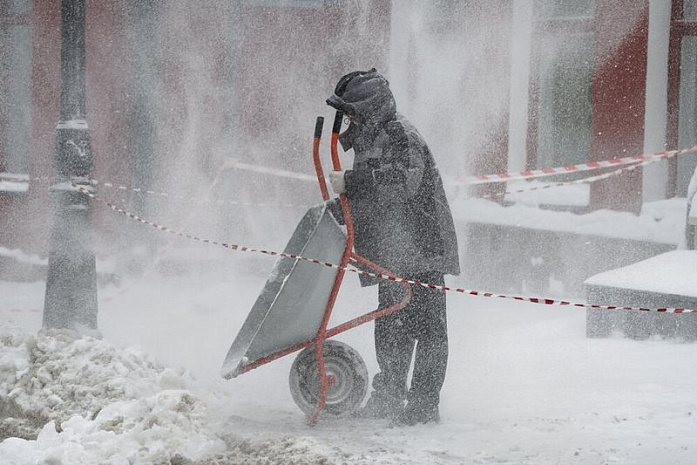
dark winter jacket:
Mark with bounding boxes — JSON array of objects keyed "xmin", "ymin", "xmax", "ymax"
[{"xmin": 326, "ymin": 69, "xmax": 460, "ymax": 284}]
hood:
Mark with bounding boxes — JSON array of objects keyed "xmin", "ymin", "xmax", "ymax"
[{"xmin": 326, "ymin": 69, "xmax": 397, "ymax": 127}]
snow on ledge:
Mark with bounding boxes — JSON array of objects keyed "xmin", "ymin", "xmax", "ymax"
[
  {"xmin": 451, "ymin": 197, "xmax": 686, "ymax": 246},
  {"xmin": 584, "ymin": 250, "xmax": 697, "ymax": 298},
  {"xmin": 0, "ymin": 247, "xmax": 46, "ymax": 266},
  {"xmin": 0, "ymin": 181, "xmax": 29, "ymax": 193},
  {"xmin": 0, "ymin": 173, "xmax": 29, "ymax": 193}
]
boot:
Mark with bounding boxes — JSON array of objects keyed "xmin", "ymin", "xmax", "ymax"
[
  {"xmin": 354, "ymin": 391, "xmax": 404, "ymax": 420},
  {"xmin": 395, "ymin": 397, "xmax": 440, "ymax": 426}
]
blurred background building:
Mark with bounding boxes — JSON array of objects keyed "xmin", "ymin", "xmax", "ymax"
[{"xmin": 1, "ymin": 0, "xmax": 695, "ymax": 293}]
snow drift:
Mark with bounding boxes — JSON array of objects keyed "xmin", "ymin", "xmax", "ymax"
[
  {"xmin": 0, "ymin": 321, "xmax": 341, "ymax": 464},
  {"xmin": 0, "ymin": 322, "xmax": 224, "ymax": 463}
]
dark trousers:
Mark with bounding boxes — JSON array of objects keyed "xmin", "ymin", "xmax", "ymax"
[{"xmin": 373, "ymin": 271, "xmax": 448, "ymax": 406}]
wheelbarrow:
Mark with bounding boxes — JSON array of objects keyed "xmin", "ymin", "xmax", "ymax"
[{"xmin": 221, "ymin": 111, "xmax": 412, "ymax": 424}]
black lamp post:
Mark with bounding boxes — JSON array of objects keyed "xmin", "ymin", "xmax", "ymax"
[{"xmin": 43, "ymin": 0, "xmax": 98, "ymax": 334}]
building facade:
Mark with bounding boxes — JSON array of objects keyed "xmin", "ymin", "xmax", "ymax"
[{"xmin": 1, "ymin": 0, "xmax": 696, "ymax": 263}]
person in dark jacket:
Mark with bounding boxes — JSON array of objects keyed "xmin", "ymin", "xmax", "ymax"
[{"xmin": 326, "ymin": 69, "xmax": 460, "ymax": 425}]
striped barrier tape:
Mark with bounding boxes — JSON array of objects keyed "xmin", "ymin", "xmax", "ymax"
[
  {"xmin": 478, "ymin": 152, "xmax": 656, "ymax": 200},
  {"xmin": 458, "ymin": 145, "xmax": 697, "ymax": 185},
  {"xmin": 3, "ymin": 175, "xmax": 313, "ymax": 210},
  {"xmin": 6, "ymin": 145, "xmax": 697, "ymax": 192},
  {"xmin": 73, "ymin": 183, "xmax": 697, "ymax": 315},
  {"xmin": 92, "ymin": 180, "xmax": 311, "ymax": 209},
  {"xmin": 21, "ymin": 155, "xmax": 665, "ymax": 212},
  {"xmin": 96, "ymin": 148, "xmax": 681, "ymax": 206},
  {"xmin": 11, "ymin": 145, "xmax": 695, "ymax": 209}
]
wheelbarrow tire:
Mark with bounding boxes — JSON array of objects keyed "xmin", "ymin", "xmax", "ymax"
[{"xmin": 289, "ymin": 340, "xmax": 369, "ymax": 417}]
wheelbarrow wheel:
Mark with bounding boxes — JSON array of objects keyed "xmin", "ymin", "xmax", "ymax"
[{"xmin": 289, "ymin": 340, "xmax": 368, "ymax": 417}]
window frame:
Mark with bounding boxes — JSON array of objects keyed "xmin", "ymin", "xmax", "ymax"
[
  {"xmin": 0, "ymin": 4, "xmax": 33, "ymax": 186},
  {"xmin": 667, "ymin": 0, "xmax": 697, "ymax": 196},
  {"xmin": 526, "ymin": 9, "xmax": 595, "ymax": 171}
]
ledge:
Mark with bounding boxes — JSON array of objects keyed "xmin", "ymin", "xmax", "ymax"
[{"xmin": 0, "ymin": 173, "xmax": 30, "ymax": 194}]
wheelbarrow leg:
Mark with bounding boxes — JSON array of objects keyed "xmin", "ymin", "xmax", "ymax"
[
  {"xmin": 308, "ymin": 253, "xmax": 350, "ymax": 424},
  {"xmin": 308, "ymin": 111, "xmax": 352, "ymax": 426},
  {"xmin": 309, "ymin": 341, "xmax": 329, "ymax": 425}
]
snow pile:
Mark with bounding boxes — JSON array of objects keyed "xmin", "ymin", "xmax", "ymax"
[
  {"xmin": 0, "ymin": 323, "xmax": 340, "ymax": 464},
  {"xmin": 0, "ymin": 323, "xmax": 225, "ymax": 464}
]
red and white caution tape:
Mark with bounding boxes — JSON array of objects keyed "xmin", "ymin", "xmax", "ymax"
[
  {"xmin": 74, "ymin": 183, "xmax": 697, "ymax": 315},
  {"xmin": 17, "ymin": 144, "xmax": 693, "ymax": 210},
  {"xmin": 93, "ymin": 180, "xmax": 312, "ymax": 209},
  {"xmin": 459, "ymin": 145, "xmax": 697, "ymax": 186},
  {"xmin": 224, "ymin": 146, "xmax": 697, "ymax": 186},
  {"xmin": 2, "ymin": 173, "xmax": 312, "ymax": 209},
  {"xmin": 478, "ymin": 152, "xmax": 657, "ymax": 200},
  {"xmin": 85, "ymin": 153, "xmax": 660, "ymax": 209},
  {"xmin": 11, "ymin": 145, "xmax": 697, "ymax": 195}
]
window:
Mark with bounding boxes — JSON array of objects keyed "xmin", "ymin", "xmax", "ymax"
[
  {"xmin": 0, "ymin": 0, "xmax": 33, "ymax": 179},
  {"xmin": 535, "ymin": 33, "xmax": 594, "ymax": 170},
  {"xmin": 677, "ymin": 36, "xmax": 697, "ymax": 195},
  {"xmin": 684, "ymin": 0, "xmax": 697, "ymax": 19},
  {"xmin": 668, "ymin": 0, "xmax": 697, "ymax": 196},
  {"xmin": 528, "ymin": 0, "xmax": 595, "ymax": 171}
]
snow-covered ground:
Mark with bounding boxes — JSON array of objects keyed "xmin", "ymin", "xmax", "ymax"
[{"xmin": 1, "ymin": 252, "xmax": 696, "ymax": 464}]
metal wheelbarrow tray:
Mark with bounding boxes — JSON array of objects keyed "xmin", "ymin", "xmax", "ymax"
[{"xmin": 221, "ymin": 203, "xmax": 346, "ymax": 380}]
